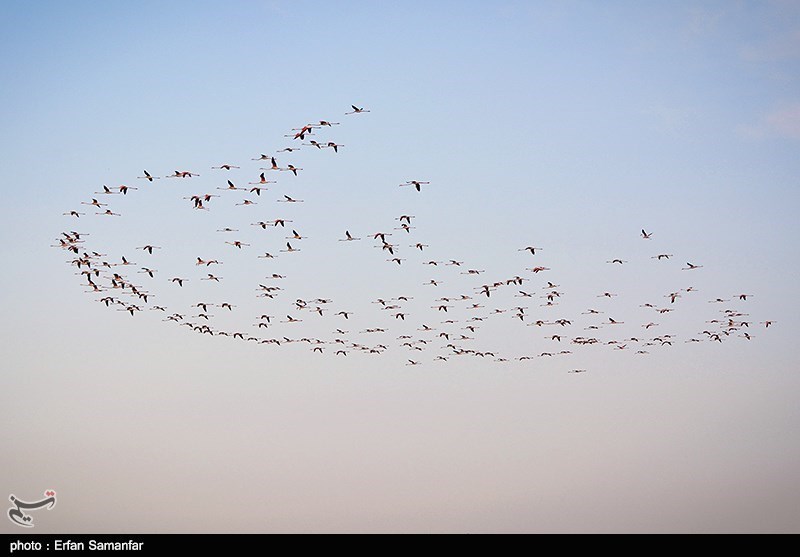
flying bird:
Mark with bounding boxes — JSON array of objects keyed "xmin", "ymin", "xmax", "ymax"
[
  {"xmin": 346, "ymin": 105, "xmax": 370, "ymax": 114},
  {"xmin": 138, "ymin": 170, "xmax": 159, "ymax": 182},
  {"xmin": 400, "ymin": 180, "xmax": 429, "ymax": 191}
]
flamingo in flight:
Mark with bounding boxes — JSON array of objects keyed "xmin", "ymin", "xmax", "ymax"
[
  {"xmin": 281, "ymin": 164, "xmax": 302, "ymax": 176},
  {"xmin": 167, "ymin": 170, "xmax": 199, "ymax": 178},
  {"xmin": 137, "ymin": 245, "xmax": 161, "ymax": 255},
  {"xmin": 249, "ymin": 172, "xmax": 276, "ymax": 186},
  {"xmin": 218, "ymin": 180, "xmax": 245, "ymax": 191},
  {"xmin": 226, "ymin": 241, "xmax": 250, "ymax": 249},
  {"xmin": 95, "ymin": 185, "xmax": 118, "ymax": 195},
  {"xmin": 346, "ymin": 105, "xmax": 370, "ymax": 115},
  {"xmin": 289, "ymin": 125, "xmax": 314, "ymax": 140},
  {"xmin": 400, "ymin": 180, "xmax": 429, "ymax": 191},
  {"xmin": 138, "ymin": 170, "xmax": 160, "ymax": 182}
]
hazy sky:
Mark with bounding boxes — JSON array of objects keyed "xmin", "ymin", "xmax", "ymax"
[{"xmin": 2, "ymin": 1, "xmax": 799, "ymax": 533}]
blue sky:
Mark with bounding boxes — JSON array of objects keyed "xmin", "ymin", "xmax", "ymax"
[{"xmin": 1, "ymin": 1, "xmax": 799, "ymax": 533}]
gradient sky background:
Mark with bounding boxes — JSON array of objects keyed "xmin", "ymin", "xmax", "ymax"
[{"xmin": 2, "ymin": 0, "xmax": 799, "ymax": 533}]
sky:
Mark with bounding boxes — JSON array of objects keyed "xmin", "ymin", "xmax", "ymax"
[{"xmin": 1, "ymin": 0, "xmax": 799, "ymax": 533}]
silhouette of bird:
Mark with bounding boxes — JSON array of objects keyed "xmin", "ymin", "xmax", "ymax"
[
  {"xmin": 346, "ymin": 105, "xmax": 370, "ymax": 115},
  {"xmin": 400, "ymin": 180, "xmax": 429, "ymax": 191},
  {"xmin": 138, "ymin": 170, "xmax": 159, "ymax": 182}
]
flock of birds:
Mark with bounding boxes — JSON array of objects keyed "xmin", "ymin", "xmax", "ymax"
[{"xmin": 55, "ymin": 104, "xmax": 774, "ymax": 372}]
